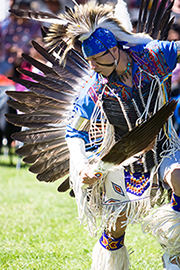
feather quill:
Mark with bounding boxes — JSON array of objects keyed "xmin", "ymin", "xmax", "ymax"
[
  {"xmin": 140, "ymin": 0, "xmax": 151, "ymax": 33},
  {"xmin": 23, "ymin": 143, "xmax": 68, "ymax": 163},
  {"xmin": 146, "ymin": 0, "xmax": 159, "ymax": 33},
  {"xmin": 151, "ymin": 0, "xmax": 169, "ymax": 38},
  {"xmin": 10, "ymin": 8, "xmax": 64, "ymax": 24},
  {"xmin": 22, "ymin": 53, "xmax": 60, "ymax": 80},
  {"xmin": 23, "ymin": 146, "xmax": 69, "ymax": 164},
  {"xmin": 6, "ymin": 91, "xmax": 71, "ymax": 109},
  {"xmin": 16, "ymin": 67, "xmax": 75, "ymax": 94}
]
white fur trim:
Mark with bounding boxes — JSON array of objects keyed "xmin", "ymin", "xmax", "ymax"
[
  {"xmin": 114, "ymin": 0, "xmax": 133, "ymax": 32},
  {"xmin": 67, "ymin": 137, "xmax": 88, "ymax": 174},
  {"xmin": 79, "ymin": 21, "xmax": 153, "ymax": 45},
  {"xmin": 91, "ymin": 241, "xmax": 130, "ymax": 270}
]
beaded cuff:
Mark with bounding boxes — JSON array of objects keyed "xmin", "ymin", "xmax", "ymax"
[
  {"xmin": 99, "ymin": 231, "xmax": 125, "ymax": 251},
  {"xmin": 170, "ymin": 193, "xmax": 180, "ymax": 212}
]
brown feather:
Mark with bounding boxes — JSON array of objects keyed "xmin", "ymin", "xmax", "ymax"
[
  {"xmin": 6, "ymin": 91, "xmax": 71, "ymax": 109},
  {"xmin": 37, "ymin": 159, "xmax": 69, "ymax": 182},
  {"xmin": 12, "ymin": 127, "xmax": 66, "ymax": 143},
  {"xmin": 16, "ymin": 137, "xmax": 66, "ymax": 157},
  {"xmin": 23, "ymin": 143, "xmax": 68, "ymax": 164},
  {"xmin": 102, "ymin": 100, "xmax": 177, "ymax": 165},
  {"xmin": 57, "ymin": 176, "xmax": 70, "ymax": 192},
  {"xmin": 7, "ymin": 99, "xmax": 69, "ymax": 115},
  {"xmin": 8, "ymin": 76, "xmax": 74, "ymax": 102},
  {"xmin": 6, "ymin": 113, "xmax": 67, "ymax": 128},
  {"xmin": 29, "ymin": 150, "xmax": 69, "ymax": 174}
]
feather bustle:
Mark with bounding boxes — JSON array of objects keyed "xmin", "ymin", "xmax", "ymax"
[{"xmin": 7, "ymin": 0, "xmax": 175, "ymax": 188}]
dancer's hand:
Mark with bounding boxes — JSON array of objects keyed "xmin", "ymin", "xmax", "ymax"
[{"xmin": 80, "ymin": 164, "xmax": 100, "ymax": 186}]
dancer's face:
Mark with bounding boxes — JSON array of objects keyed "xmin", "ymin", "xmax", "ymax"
[{"xmin": 86, "ymin": 46, "xmax": 118, "ymax": 77}]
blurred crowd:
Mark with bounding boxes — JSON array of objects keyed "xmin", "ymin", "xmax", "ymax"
[{"xmin": 0, "ymin": 0, "xmax": 180, "ymax": 159}]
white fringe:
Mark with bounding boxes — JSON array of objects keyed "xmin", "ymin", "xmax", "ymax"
[
  {"xmin": 91, "ymin": 241, "xmax": 130, "ymax": 270},
  {"xmin": 69, "ymin": 59, "xmax": 180, "ymax": 238},
  {"xmin": 100, "ymin": 199, "xmax": 151, "ymax": 232},
  {"xmin": 142, "ymin": 204, "xmax": 180, "ymax": 256},
  {"xmin": 88, "ymin": 68, "xmax": 180, "ymax": 168},
  {"xmin": 79, "ymin": 179, "xmax": 152, "ymax": 236}
]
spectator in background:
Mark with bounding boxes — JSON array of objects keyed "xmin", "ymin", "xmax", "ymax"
[
  {"xmin": 42, "ymin": 0, "xmax": 88, "ymax": 14},
  {"xmin": 171, "ymin": 0, "xmax": 180, "ymax": 24},
  {"xmin": 127, "ymin": 0, "xmax": 140, "ymax": 28},
  {"xmin": 168, "ymin": 23, "xmax": 180, "ymax": 43},
  {"xmin": 0, "ymin": 0, "xmax": 44, "ymax": 87},
  {"xmin": 42, "ymin": 0, "xmax": 63, "ymax": 14},
  {"xmin": 168, "ymin": 23, "xmax": 180, "ymax": 91},
  {"xmin": 0, "ymin": 0, "xmax": 42, "ymax": 78},
  {"xmin": 0, "ymin": 0, "xmax": 42, "ymax": 160}
]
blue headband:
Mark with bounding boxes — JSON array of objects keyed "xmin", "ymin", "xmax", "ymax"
[{"xmin": 82, "ymin": 28, "xmax": 117, "ymax": 58}]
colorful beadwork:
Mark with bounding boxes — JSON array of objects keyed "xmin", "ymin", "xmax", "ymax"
[
  {"xmin": 124, "ymin": 170, "xmax": 150, "ymax": 197},
  {"xmin": 94, "ymin": 172, "xmax": 103, "ymax": 178},
  {"xmin": 99, "ymin": 231, "xmax": 124, "ymax": 251},
  {"xmin": 170, "ymin": 193, "xmax": 180, "ymax": 212},
  {"xmin": 87, "ymin": 45, "xmax": 172, "ymax": 104},
  {"xmin": 112, "ymin": 182, "xmax": 125, "ymax": 196}
]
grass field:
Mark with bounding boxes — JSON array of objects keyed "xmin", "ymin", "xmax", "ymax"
[{"xmin": 0, "ymin": 153, "xmax": 164, "ymax": 270}]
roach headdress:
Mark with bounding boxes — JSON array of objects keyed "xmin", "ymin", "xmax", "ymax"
[
  {"xmin": 45, "ymin": 0, "xmax": 153, "ymax": 61},
  {"xmin": 10, "ymin": 0, "xmax": 153, "ymax": 62}
]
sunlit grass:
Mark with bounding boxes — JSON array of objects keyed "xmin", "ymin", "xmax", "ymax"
[{"xmin": 0, "ymin": 153, "xmax": 163, "ymax": 269}]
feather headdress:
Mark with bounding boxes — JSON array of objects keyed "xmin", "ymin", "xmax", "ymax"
[
  {"xmin": 46, "ymin": 0, "xmax": 153, "ymax": 60},
  {"xmin": 10, "ymin": 0, "xmax": 153, "ymax": 63}
]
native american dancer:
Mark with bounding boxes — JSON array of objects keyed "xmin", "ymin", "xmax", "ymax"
[{"xmin": 6, "ymin": 0, "xmax": 180, "ymax": 269}]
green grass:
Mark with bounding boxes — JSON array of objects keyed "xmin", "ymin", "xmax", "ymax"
[{"xmin": 0, "ymin": 153, "xmax": 163, "ymax": 269}]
